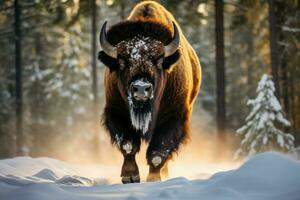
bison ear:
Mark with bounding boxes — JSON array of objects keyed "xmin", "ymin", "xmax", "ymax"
[
  {"xmin": 162, "ymin": 49, "xmax": 180, "ymax": 70},
  {"xmin": 98, "ymin": 51, "xmax": 119, "ymax": 72}
]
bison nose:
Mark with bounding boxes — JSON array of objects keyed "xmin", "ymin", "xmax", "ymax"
[{"xmin": 130, "ymin": 81, "xmax": 153, "ymax": 101}]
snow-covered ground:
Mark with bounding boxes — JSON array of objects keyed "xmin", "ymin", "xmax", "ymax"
[{"xmin": 0, "ymin": 152, "xmax": 299, "ymax": 200}]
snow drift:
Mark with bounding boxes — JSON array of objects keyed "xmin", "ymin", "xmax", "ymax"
[{"xmin": 0, "ymin": 152, "xmax": 299, "ymax": 200}]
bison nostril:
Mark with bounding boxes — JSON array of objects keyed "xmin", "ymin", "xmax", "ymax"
[
  {"xmin": 132, "ymin": 86, "xmax": 138, "ymax": 93},
  {"xmin": 145, "ymin": 85, "xmax": 151, "ymax": 92},
  {"xmin": 130, "ymin": 84, "xmax": 139, "ymax": 94}
]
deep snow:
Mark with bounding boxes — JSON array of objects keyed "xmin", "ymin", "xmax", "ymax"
[{"xmin": 0, "ymin": 152, "xmax": 299, "ymax": 200}]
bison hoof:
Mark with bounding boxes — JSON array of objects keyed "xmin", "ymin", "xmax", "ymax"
[
  {"xmin": 146, "ymin": 172, "xmax": 161, "ymax": 182},
  {"xmin": 122, "ymin": 174, "xmax": 140, "ymax": 184},
  {"xmin": 121, "ymin": 159, "xmax": 140, "ymax": 184}
]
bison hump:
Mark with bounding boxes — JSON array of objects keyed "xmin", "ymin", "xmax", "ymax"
[{"xmin": 106, "ymin": 20, "xmax": 173, "ymax": 46}]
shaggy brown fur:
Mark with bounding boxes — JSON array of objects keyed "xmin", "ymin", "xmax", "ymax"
[{"xmin": 99, "ymin": 1, "xmax": 201, "ymax": 183}]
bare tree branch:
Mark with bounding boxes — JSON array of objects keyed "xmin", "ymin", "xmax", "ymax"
[
  {"xmin": 282, "ymin": 26, "xmax": 300, "ymax": 33},
  {"xmin": 0, "ymin": 5, "xmax": 13, "ymax": 12}
]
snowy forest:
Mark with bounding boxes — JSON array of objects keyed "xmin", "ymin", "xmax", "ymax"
[
  {"xmin": 0, "ymin": 0, "xmax": 300, "ymax": 163},
  {"xmin": 1, "ymin": 0, "xmax": 300, "ymax": 199}
]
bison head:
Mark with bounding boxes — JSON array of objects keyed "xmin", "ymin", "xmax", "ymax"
[{"xmin": 98, "ymin": 21, "xmax": 180, "ymax": 135}]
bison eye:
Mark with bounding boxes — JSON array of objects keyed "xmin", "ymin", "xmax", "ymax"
[{"xmin": 118, "ymin": 58, "xmax": 126, "ymax": 70}]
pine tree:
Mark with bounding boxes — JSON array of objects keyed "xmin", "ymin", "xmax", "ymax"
[
  {"xmin": 234, "ymin": 74, "xmax": 294, "ymax": 159},
  {"xmin": 45, "ymin": 25, "xmax": 92, "ymax": 134}
]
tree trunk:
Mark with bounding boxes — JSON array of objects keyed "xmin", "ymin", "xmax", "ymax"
[
  {"xmin": 278, "ymin": 20, "xmax": 290, "ymax": 122},
  {"xmin": 246, "ymin": 25, "xmax": 254, "ymax": 97},
  {"xmin": 91, "ymin": 0, "xmax": 100, "ymax": 157},
  {"xmin": 290, "ymin": 72, "xmax": 298, "ymax": 144},
  {"xmin": 14, "ymin": 0, "xmax": 23, "ymax": 156},
  {"xmin": 120, "ymin": 0, "xmax": 126, "ymax": 20},
  {"xmin": 268, "ymin": 0, "xmax": 280, "ymax": 99},
  {"xmin": 215, "ymin": 0, "xmax": 226, "ymax": 137},
  {"xmin": 215, "ymin": 0, "xmax": 227, "ymax": 160},
  {"xmin": 281, "ymin": 60, "xmax": 290, "ymax": 130}
]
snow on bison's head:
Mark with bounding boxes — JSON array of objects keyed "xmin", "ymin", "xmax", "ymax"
[{"xmin": 98, "ymin": 20, "xmax": 180, "ymax": 134}]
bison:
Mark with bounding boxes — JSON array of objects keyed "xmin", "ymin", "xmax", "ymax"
[{"xmin": 98, "ymin": 1, "xmax": 201, "ymax": 183}]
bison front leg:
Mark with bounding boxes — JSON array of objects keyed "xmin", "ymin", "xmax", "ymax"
[
  {"xmin": 103, "ymin": 106, "xmax": 141, "ymax": 184},
  {"xmin": 120, "ymin": 139, "xmax": 141, "ymax": 184},
  {"xmin": 146, "ymin": 117, "xmax": 187, "ymax": 182},
  {"xmin": 147, "ymin": 154, "xmax": 170, "ymax": 182}
]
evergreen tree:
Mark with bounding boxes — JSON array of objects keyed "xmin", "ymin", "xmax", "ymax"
[
  {"xmin": 234, "ymin": 74, "xmax": 294, "ymax": 159},
  {"xmin": 45, "ymin": 25, "xmax": 92, "ymax": 134}
]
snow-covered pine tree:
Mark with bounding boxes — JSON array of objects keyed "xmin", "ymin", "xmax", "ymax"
[
  {"xmin": 45, "ymin": 24, "xmax": 92, "ymax": 134},
  {"xmin": 234, "ymin": 74, "xmax": 295, "ymax": 159}
]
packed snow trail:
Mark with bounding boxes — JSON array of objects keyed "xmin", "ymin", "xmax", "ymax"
[{"xmin": 0, "ymin": 152, "xmax": 299, "ymax": 200}]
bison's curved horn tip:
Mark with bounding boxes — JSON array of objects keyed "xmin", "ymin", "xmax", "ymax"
[
  {"xmin": 164, "ymin": 21, "xmax": 180, "ymax": 57},
  {"xmin": 100, "ymin": 20, "xmax": 117, "ymax": 58}
]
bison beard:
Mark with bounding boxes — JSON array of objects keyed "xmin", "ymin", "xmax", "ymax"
[
  {"xmin": 99, "ymin": 1, "xmax": 201, "ymax": 184},
  {"xmin": 128, "ymin": 93, "xmax": 153, "ymax": 135}
]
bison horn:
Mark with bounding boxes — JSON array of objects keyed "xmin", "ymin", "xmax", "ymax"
[
  {"xmin": 164, "ymin": 22, "xmax": 180, "ymax": 57},
  {"xmin": 100, "ymin": 21, "xmax": 117, "ymax": 58}
]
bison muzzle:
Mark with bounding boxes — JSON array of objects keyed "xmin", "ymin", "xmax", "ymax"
[{"xmin": 98, "ymin": 1, "xmax": 201, "ymax": 183}]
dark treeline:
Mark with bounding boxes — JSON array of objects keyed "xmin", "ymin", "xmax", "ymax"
[{"xmin": 0, "ymin": 0, "xmax": 299, "ymax": 160}]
